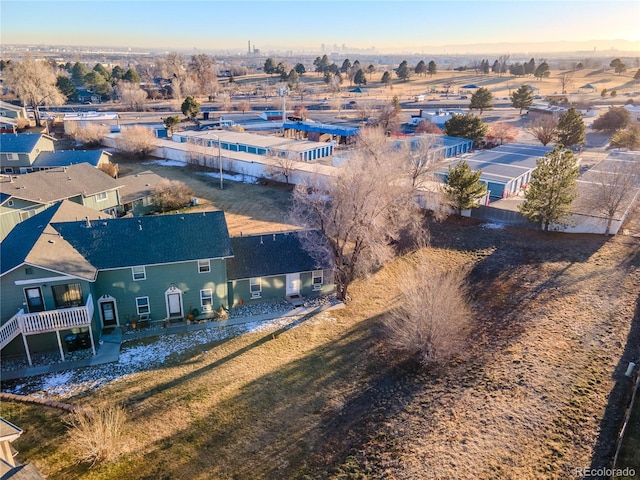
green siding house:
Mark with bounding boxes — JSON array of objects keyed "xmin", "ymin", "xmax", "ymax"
[
  {"xmin": 0, "ymin": 133, "xmax": 55, "ymax": 174},
  {"xmin": 0, "ymin": 163, "xmax": 122, "ymax": 240},
  {"xmin": 226, "ymin": 231, "xmax": 334, "ymax": 306},
  {"xmin": 1, "ymin": 203, "xmax": 335, "ymax": 369}
]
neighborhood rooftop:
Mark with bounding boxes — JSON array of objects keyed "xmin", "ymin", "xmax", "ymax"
[
  {"xmin": 0, "ymin": 133, "xmax": 53, "ymax": 153},
  {"xmin": 0, "ymin": 163, "xmax": 121, "ymax": 203},
  {"xmin": 51, "ymin": 211, "xmax": 233, "ymax": 270},
  {"xmin": 32, "ymin": 150, "xmax": 111, "ymax": 168}
]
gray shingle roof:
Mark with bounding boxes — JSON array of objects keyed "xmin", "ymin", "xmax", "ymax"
[
  {"xmin": 0, "ymin": 133, "xmax": 49, "ymax": 153},
  {"xmin": 227, "ymin": 230, "xmax": 332, "ymax": 280},
  {"xmin": 0, "ymin": 201, "xmax": 103, "ymax": 279},
  {"xmin": 51, "ymin": 211, "xmax": 233, "ymax": 270},
  {"xmin": 32, "ymin": 150, "xmax": 110, "ymax": 168},
  {"xmin": 117, "ymin": 170, "xmax": 167, "ymax": 203},
  {"xmin": 0, "ymin": 163, "xmax": 120, "ymax": 203}
]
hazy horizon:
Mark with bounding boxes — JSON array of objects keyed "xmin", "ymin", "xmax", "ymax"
[{"xmin": 1, "ymin": 0, "xmax": 640, "ymax": 56}]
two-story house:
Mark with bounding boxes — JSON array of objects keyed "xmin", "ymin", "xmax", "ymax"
[
  {"xmin": 0, "ymin": 204, "xmax": 334, "ymax": 367},
  {"xmin": 0, "ymin": 133, "xmax": 55, "ymax": 174},
  {"xmin": 0, "ymin": 163, "xmax": 122, "ymax": 240}
]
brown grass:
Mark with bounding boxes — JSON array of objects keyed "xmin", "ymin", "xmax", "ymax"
[{"xmin": 1, "ymin": 217, "xmax": 638, "ymax": 479}]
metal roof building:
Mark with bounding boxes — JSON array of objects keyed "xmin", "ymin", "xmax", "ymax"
[{"xmin": 442, "ymin": 144, "xmax": 553, "ymax": 200}]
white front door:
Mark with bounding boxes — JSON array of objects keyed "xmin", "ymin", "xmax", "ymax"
[
  {"xmin": 165, "ymin": 286, "xmax": 184, "ymax": 318},
  {"xmin": 286, "ymin": 273, "xmax": 301, "ymax": 296}
]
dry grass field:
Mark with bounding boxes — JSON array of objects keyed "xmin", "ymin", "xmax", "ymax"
[{"xmin": 1, "ymin": 215, "xmax": 638, "ymax": 479}]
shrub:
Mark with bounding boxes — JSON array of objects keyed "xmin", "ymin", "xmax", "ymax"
[
  {"xmin": 384, "ymin": 258, "xmax": 472, "ymax": 366},
  {"xmin": 98, "ymin": 162, "xmax": 119, "ymax": 178},
  {"xmin": 115, "ymin": 126, "xmax": 156, "ymax": 158},
  {"xmin": 66, "ymin": 404, "xmax": 126, "ymax": 466},
  {"xmin": 66, "ymin": 122, "xmax": 110, "ymax": 147},
  {"xmin": 152, "ymin": 179, "xmax": 194, "ymax": 212}
]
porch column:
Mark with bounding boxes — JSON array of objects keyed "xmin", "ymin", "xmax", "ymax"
[
  {"xmin": 55, "ymin": 331, "xmax": 65, "ymax": 362},
  {"xmin": 88, "ymin": 325, "xmax": 96, "ymax": 356},
  {"xmin": 21, "ymin": 334, "xmax": 32, "ymax": 367}
]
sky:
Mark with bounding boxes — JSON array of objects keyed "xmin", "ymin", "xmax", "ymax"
[{"xmin": 1, "ymin": 0, "xmax": 639, "ymax": 54}]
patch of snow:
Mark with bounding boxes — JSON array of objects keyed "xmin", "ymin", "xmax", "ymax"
[
  {"xmin": 197, "ymin": 171, "xmax": 261, "ymax": 184},
  {"xmin": 1, "ymin": 315, "xmax": 314, "ymax": 400},
  {"xmin": 142, "ymin": 159, "xmax": 186, "ymax": 167},
  {"xmin": 481, "ymin": 223, "xmax": 505, "ymax": 230}
]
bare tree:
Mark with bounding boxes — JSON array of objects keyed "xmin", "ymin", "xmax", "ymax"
[
  {"xmin": 405, "ymin": 135, "xmax": 442, "ymax": 189},
  {"xmin": 266, "ymin": 152, "xmax": 298, "ymax": 185},
  {"xmin": 4, "ymin": 55, "xmax": 66, "ymax": 126},
  {"xmin": 328, "ymin": 96, "xmax": 342, "ymax": 114},
  {"xmin": 289, "ymin": 128, "xmax": 427, "ymax": 302},
  {"xmin": 152, "ymin": 180, "xmax": 195, "ymax": 212},
  {"xmin": 487, "ymin": 122, "xmax": 519, "ymax": 145},
  {"xmin": 115, "ymin": 126, "xmax": 156, "ymax": 159},
  {"xmin": 577, "ymin": 159, "xmax": 640, "ymax": 235},
  {"xmin": 181, "ymin": 77, "xmax": 200, "ymax": 98},
  {"xmin": 557, "ymin": 70, "xmax": 576, "ymax": 94},
  {"xmin": 526, "ymin": 114, "xmax": 558, "ymax": 146},
  {"xmin": 116, "ymin": 81, "xmax": 148, "ymax": 111},
  {"xmin": 237, "ymin": 100, "xmax": 251, "ymax": 113},
  {"xmin": 375, "ymin": 102, "xmax": 401, "ymax": 133},
  {"xmin": 384, "ymin": 257, "xmax": 472, "ymax": 366},
  {"xmin": 415, "ymin": 120, "xmax": 443, "ymax": 135},
  {"xmin": 188, "ymin": 54, "xmax": 217, "ymax": 95},
  {"xmin": 66, "ymin": 122, "xmax": 110, "ymax": 147},
  {"xmin": 165, "ymin": 52, "xmax": 186, "ymax": 81}
]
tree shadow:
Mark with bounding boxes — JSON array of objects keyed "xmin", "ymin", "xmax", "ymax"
[{"xmin": 588, "ymin": 291, "xmax": 640, "ymax": 476}]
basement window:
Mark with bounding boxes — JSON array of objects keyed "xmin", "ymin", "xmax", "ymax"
[{"xmin": 250, "ymin": 278, "xmax": 262, "ymax": 299}]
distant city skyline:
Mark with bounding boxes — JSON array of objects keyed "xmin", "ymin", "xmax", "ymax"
[{"xmin": 1, "ymin": 0, "xmax": 640, "ymax": 55}]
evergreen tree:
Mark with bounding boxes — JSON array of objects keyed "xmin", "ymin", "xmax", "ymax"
[
  {"xmin": 469, "ymin": 87, "xmax": 493, "ymax": 114},
  {"xmin": 163, "ymin": 115, "xmax": 180, "ymax": 135},
  {"xmin": 56, "ymin": 75, "xmax": 77, "ymax": 100},
  {"xmin": 524, "ymin": 58, "xmax": 536, "ymax": 76},
  {"xmin": 444, "ymin": 114, "xmax": 488, "ymax": 146},
  {"xmin": 381, "ymin": 71, "xmax": 392, "ymax": 85},
  {"xmin": 428, "ymin": 60, "xmax": 437, "ymax": 77},
  {"xmin": 415, "ymin": 60, "xmax": 427, "ymax": 76},
  {"xmin": 534, "ymin": 62, "xmax": 550, "ymax": 80},
  {"xmin": 340, "ymin": 58, "xmax": 351, "ymax": 73},
  {"xmin": 510, "ymin": 84, "xmax": 534, "ymax": 114},
  {"xmin": 491, "ymin": 60, "xmax": 500, "ymax": 74},
  {"xmin": 592, "ymin": 106, "xmax": 631, "ymax": 132},
  {"xmin": 610, "ymin": 123, "xmax": 640, "ymax": 150},
  {"xmin": 354, "ymin": 69, "xmax": 367, "ymax": 86},
  {"xmin": 444, "ymin": 161, "xmax": 488, "ymax": 215},
  {"xmin": 519, "ymin": 147, "xmax": 579, "ymax": 231},
  {"xmin": 264, "ymin": 57, "xmax": 277, "ymax": 75},
  {"xmin": 294, "ymin": 63, "xmax": 306, "ymax": 75},
  {"xmin": 396, "ymin": 60, "xmax": 410, "ymax": 81},
  {"xmin": 93, "ymin": 63, "xmax": 110, "ymax": 80},
  {"xmin": 111, "ymin": 65, "xmax": 124, "ymax": 81},
  {"xmin": 123, "ymin": 68, "xmax": 141, "ymax": 83},
  {"xmin": 71, "ymin": 62, "xmax": 88, "ymax": 85},
  {"xmin": 181, "ymin": 95, "xmax": 200, "ymax": 120},
  {"xmin": 509, "ymin": 63, "xmax": 525, "ymax": 76},
  {"xmin": 610, "ymin": 58, "xmax": 626, "ymax": 75},
  {"xmin": 556, "ymin": 108, "xmax": 585, "ymax": 148},
  {"xmin": 480, "ymin": 59, "xmax": 490, "ymax": 75}
]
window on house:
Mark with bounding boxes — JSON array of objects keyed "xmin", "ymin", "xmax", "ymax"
[
  {"xmin": 24, "ymin": 287, "xmax": 45, "ymax": 312},
  {"xmin": 136, "ymin": 297, "xmax": 150, "ymax": 315},
  {"xmin": 132, "ymin": 266, "xmax": 146, "ymax": 281},
  {"xmin": 4, "ymin": 167, "xmax": 14, "ymax": 174},
  {"xmin": 200, "ymin": 289, "xmax": 213, "ymax": 309},
  {"xmin": 6, "ymin": 154, "xmax": 18, "ymax": 161},
  {"xmin": 250, "ymin": 278, "xmax": 262, "ymax": 298},
  {"xmin": 95, "ymin": 191, "xmax": 108, "ymax": 202},
  {"xmin": 312, "ymin": 270, "xmax": 323, "ymax": 291},
  {"xmin": 19, "ymin": 210, "xmax": 34, "ymax": 221},
  {"xmin": 7, "ymin": 200, "xmax": 14, "ymax": 207},
  {"xmin": 197, "ymin": 259, "xmax": 210, "ymax": 273},
  {"xmin": 51, "ymin": 283, "xmax": 83, "ymax": 308}
]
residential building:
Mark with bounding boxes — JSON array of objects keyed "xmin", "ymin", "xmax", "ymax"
[
  {"xmin": 117, "ymin": 170, "xmax": 167, "ymax": 216},
  {"xmin": 0, "ymin": 133, "xmax": 55, "ymax": 174},
  {"xmin": 0, "ymin": 163, "xmax": 122, "ymax": 240}
]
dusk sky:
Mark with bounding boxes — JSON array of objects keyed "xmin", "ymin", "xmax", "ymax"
[{"xmin": 1, "ymin": 0, "xmax": 639, "ymax": 54}]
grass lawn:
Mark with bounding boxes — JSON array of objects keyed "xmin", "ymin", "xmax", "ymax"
[{"xmin": 1, "ymin": 216, "xmax": 639, "ymax": 479}]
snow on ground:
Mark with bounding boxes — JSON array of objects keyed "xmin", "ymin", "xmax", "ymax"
[
  {"xmin": 481, "ymin": 222, "xmax": 506, "ymax": 229},
  {"xmin": 2, "ymin": 316, "xmax": 305, "ymax": 400},
  {"xmin": 140, "ymin": 160, "xmax": 261, "ymax": 184}
]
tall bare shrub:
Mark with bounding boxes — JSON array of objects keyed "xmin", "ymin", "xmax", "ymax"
[
  {"xmin": 66, "ymin": 404, "xmax": 126, "ymax": 466},
  {"xmin": 152, "ymin": 179, "xmax": 194, "ymax": 212},
  {"xmin": 384, "ymin": 259, "xmax": 472, "ymax": 366},
  {"xmin": 115, "ymin": 126, "xmax": 156, "ymax": 159},
  {"xmin": 67, "ymin": 122, "xmax": 109, "ymax": 147}
]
